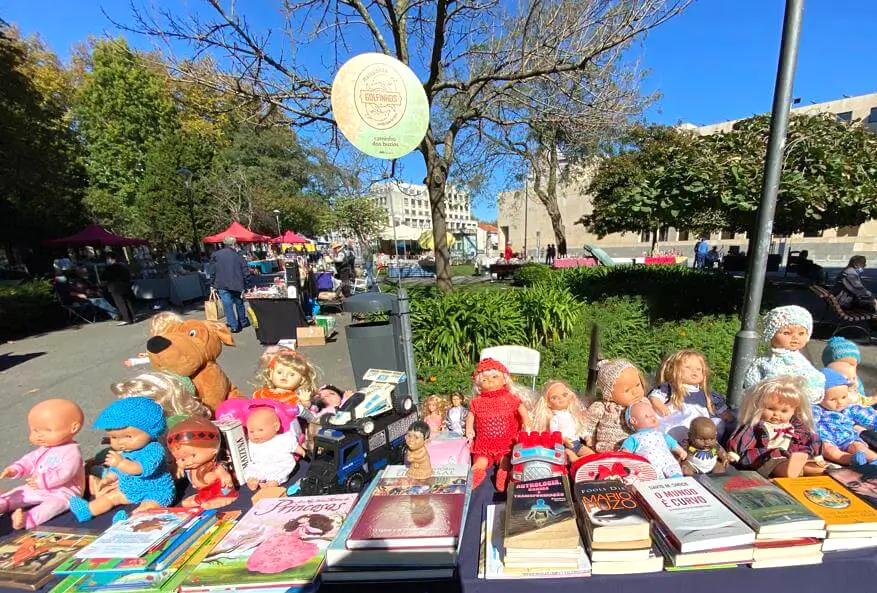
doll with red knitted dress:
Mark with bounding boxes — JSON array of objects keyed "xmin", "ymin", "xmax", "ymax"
[
  {"xmin": 465, "ymin": 358, "xmax": 533, "ymax": 491},
  {"xmin": 581, "ymin": 359, "xmax": 647, "ymax": 453}
]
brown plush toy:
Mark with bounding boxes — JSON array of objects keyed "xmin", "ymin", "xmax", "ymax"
[
  {"xmin": 681, "ymin": 417, "xmax": 729, "ymax": 475},
  {"xmin": 146, "ymin": 318, "xmax": 241, "ymax": 411}
]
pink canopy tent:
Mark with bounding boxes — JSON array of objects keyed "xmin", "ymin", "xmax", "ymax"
[
  {"xmin": 45, "ymin": 224, "xmax": 148, "ymax": 247},
  {"xmin": 269, "ymin": 230, "xmax": 308, "ymax": 244},
  {"xmin": 203, "ymin": 221, "xmax": 271, "ymax": 244}
]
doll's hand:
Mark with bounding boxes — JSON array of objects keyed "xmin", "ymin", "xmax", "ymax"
[
  {"xmin": 175, "ymin": 463, "xmax": 186, "ymax": 479},
  {"xmin": 676, "ymin": 448, "xmax": 688, "ymax": 461},
  {"xmin": 104, "ymin": 451, "xmax": 123, "ymax": 468},
  {"xmin": 219, "ymin": 470, "xmax": 234, "ymax": 490},
  {"xmin": 0, "ymin": 466, "xmax": 19, "ymax": 479}
]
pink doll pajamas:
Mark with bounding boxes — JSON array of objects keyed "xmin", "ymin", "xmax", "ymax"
[{"xmin": 0, "ymin": 443, "xmax": 84, "ymax": 528}]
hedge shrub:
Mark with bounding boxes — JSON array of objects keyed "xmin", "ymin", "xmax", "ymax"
[{"xmin": 0, "ymin": 280, "xmax": 66, "ymax": 341}]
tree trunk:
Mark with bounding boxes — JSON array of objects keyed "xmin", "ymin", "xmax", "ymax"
[
  {"xmin": 531, "ymin": 137, "xmax": 568, "ymax": 259},
  {"xmin": 651, "ymin": 228, "xmax": 658, "ymax": 254},
  {"xmin": 422, "ymin": 137, "xmax": 453, "ymax": 291}
]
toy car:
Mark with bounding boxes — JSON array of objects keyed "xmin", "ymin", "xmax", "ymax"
[
  {"xmin": 510, "ymin": 431, "xmax": 567, "ymax": 483},
  {"xmin": 323, "ymin": 369, "xmax": 414, "ymax": 435}
]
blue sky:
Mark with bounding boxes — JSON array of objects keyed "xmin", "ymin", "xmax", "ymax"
[{"xmin": 4, "ymin": 0, "xmax": 877, "ymax": 220}]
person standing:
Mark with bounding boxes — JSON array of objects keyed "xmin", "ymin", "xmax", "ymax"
[
  {"xmin": 694, "ymin": 237, "xmax": 709, "ymax": 269},
  {"xmin": 332, "ymin": 241, "xmax": 353, "ymax": 297},
  {"xmin": 209, "ymin": 237, "xmax": 250, "ymax": 333},
  {"xmin": 104, "ymin": 253, "xmax": 137, "ymax": 325},
  {"xmin": 504, "ymin": 243, "xmax": 513, "ymax": 263}
]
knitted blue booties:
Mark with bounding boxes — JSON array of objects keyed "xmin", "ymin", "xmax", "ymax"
[
  {"xmin": 68, "ymin": 497, "xmax": 93, "ymax": 522},
  {"xmin": 112, "ymin": 510, "xmax": 129, "ymax": 524},
  {"xmin": 852, "ymin": 451, "xmax": 869, "ymax": 466}
]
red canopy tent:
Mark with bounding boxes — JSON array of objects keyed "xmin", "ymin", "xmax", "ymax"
[
  {"xmin": 202, "ymin": 221, "xmax": 271, "ymax": 243},
  {"xmin": 45, "ymin": 224, "xmax": 148, "ymax": 247},
  {"xmin": 269, "ymin": 230, "xmax": 308, "ymax": 244}
]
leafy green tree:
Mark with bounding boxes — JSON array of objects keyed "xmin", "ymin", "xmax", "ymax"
[{"xmin": 332, "ymin": 196, "xmax": 389, "ymax": 248}]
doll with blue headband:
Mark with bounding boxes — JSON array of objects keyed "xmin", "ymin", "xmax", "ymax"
[
  {"xmin": 68, "ymin": 397, "xmax": 175, "ymax": 522},
  {"xmin": 743, "ymin": 305, "xmax": 825, "ymax": 405},
  {"xmin": 620, "ymin": 400, "xmax": 687, "ymax": 479}
]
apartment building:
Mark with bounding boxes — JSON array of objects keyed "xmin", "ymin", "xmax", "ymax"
[{"xmin": 368, "ymin": 182, "xmax": 478, "ymax": 232}]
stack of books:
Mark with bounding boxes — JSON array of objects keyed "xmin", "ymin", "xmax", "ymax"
[
  {"xmin": 635, "ymin": 477, "xmax": 756, "ymax": 570},
  {"xmin": 0, "ymin": 528, "xmax": 98, "ymax": 591},
  {"xmin": 776, "ymin": 475, "xmax": 877, "ymax": 552},
  {"xmin": 573, "ymin": 480, "xmax": 660, "ymax": 575},
  {"xmin": 697, "ymin": 472, "xmax": 826, "ymax": 568},
  {"xmin": 322, "ymin": 464, "xmax": 471, "ymax": 582}
]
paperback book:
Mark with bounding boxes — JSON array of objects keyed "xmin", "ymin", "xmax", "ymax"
[
  {"xmin": 775, "ymin": 476, "xmax": 877, "ymax": 532},
  {"xmin": 574, "ymin": 480, "xmax": 651, "ymax": 544},
  {"xmin": 504, "ymin": 475, "xmax": 579, "ymax": 550},
  {"xmin": 0, "ymin": 528, "xmax": 98, "ymax": 591},
  {"xmin": 827, "ymin": 465, "xmax": 877, "ymax": 511},
  {"xmin": 69, "ymin": 508, "xmax": 199, "ymax": 560}
]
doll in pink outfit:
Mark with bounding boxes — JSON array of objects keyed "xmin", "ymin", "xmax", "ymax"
[{"xmin": 0, "ymin": 399, "xmax": 85, "ymax": 529}]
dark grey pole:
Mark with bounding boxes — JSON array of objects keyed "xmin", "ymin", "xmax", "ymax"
[
  {"xmin": 727, "ymin": 0, "xmax": 805, "ymax": 407},
  {"xmin": 396, "ymin": 287, "xmax": 420, "ymax": 404}
]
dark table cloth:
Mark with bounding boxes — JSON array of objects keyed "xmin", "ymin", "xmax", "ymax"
[{"xmin": 247, "ymin": 298, "xmax": 307, "ymax": 344}]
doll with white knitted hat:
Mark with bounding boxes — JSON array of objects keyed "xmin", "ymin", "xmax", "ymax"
[
  {"xmin": 743, "ymin": 305, "xmax": 825, "ymax": 405},
  {"xmin": 581, "ymin": 359, "xmax": 646, "ymax": 452}
]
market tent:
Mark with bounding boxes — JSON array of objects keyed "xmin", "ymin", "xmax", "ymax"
[
  {"xmin": 203, "ymin": 221, "xmax": 271, "ymax": 243},
  {"xmin": 380, "ymin": 223, "xmax": 421, "ymax": 241},
  {"xmin": 45, "ymin": 224, "xmax": 148, "ymax": 247},
  {"xmin": 418, "ymin": 229, "xmax": 455, "ymax": 250},
  {"xmin": 269, "ymin": 230, "xmax": 308, "ymax": 244}
]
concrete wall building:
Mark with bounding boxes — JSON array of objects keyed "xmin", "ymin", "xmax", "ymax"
[
  {"xmin": 498, "ymin": 92, "xmax": 877, "ymax": 265},
  {"xmin": 367, "ymin": 182, "xmax": 478, "ymax": 232}
]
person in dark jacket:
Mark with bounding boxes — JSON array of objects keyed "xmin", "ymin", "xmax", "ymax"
[
  {"xmin": 833, "ymin": 255, "xmax": 877, "ymax": 313},
  {"xmin": 209, "ymin": 237, "xmax": 251, "ymax": 332},
  {"xmin": 332, "ymin": 241, "xmax": 353, "ymax": 297},
  {"xmin": 104, "ymin": 253, "xmax": 137, "ymax": 325}
]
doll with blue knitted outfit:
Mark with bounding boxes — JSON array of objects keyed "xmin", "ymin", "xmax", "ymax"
[
  {"xmin": 821, "ymin": 337, "xmax": 873, "ymax": 406},
  {"xmin": 743, "ymin": 305, "xmax": 825, "ymax": 406},
  {"xmin": 620, "ymin": 400, "xmax": 687, "ymax": 479},
  {"xmin": 68, "ymin": 397, "xmax": 175, "ymax": 522},
  {"xmin": 813, "ymin": 367, "xmax": 877, "ymax": 465}
]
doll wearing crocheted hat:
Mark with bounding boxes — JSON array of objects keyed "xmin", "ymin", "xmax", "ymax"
[
  {"xmin": 465, "ymin": 358, "xmax": 531, "ymax": 491},
  {"xmin": 813, "ymin": 367, "xmax": 877, "ymax": 466},
  {"xmin": 822, "ymin": 337, "xmax": 874, "ymax": 406},
  {"xmin": 68, "ymin": 397, "xmax": 175, "ymax": 522},
  {"xmin": 167, "ymin": 417, "xmax": 238, "ymax": 509},
  {"xmin": 743, "ymin": 305, "xmax": 825, "ymax": 405},
  {"xmin": 582, "ymin": 359, "xmax": 645, "ymax": 452},
  {"xmin": 0, "ymin": 399, "xmax": 85, "ymax": 529}
]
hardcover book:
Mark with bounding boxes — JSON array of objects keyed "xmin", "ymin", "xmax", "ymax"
[
  {"xmin": 697, "ymin": 472, "xmax": 825, "ymax": 535},
  {"xmin": 775, "ymin": 476, "xmax": 877, "ymax": 532},
  {"xmin": 505, "ymin": 475, "xmax": 579, "ymax": 549},
  {"xmin": 0, "ymin": 528, "xmax": 97, "ymax": 591},
  {"xmin": 574, "ymin": 480, "xmax": 651, "ymax": 544},
  {"xmin": 634, "ymin": 477, "xmax": 755, "ymax": 553}
]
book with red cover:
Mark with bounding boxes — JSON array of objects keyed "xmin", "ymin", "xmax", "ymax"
[{"xmin": 346, "ymin": 493, "xmax": 464, "ymax": 549}]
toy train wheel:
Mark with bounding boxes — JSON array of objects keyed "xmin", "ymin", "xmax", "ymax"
[
  {"xmin": 394, "ymin": 395, "xmax": 414, "ymax": 415},
  {"xmin": 345, "ymin": 472, "xmax": 365, "ymax": 493},
  {"xmin": 357, "ymin": 418, "xmax": 376, "ymax": 436}
]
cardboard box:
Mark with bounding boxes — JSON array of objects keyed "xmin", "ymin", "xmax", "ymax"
[
  {"xmin": 296, "ymin": 325, "xmax": 326, "ymax": 346},
  {"xmin": 214, "ymin": 419, "xmax": 250, "ymax": 486}
]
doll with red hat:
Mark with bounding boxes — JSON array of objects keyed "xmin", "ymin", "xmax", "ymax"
[{"xmin": 465, "ymin": 358, "xmax": 532, "ymax": 491}]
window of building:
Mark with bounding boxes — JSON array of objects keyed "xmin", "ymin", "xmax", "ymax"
[
  {"xmin": 639, "ymin": 230, "xmax": 651, "ymax": 243},
  {"xmin": 837, "ymin": 225, "xmax": 860, "ymax": 238},
  {"xmin": 837, "ymin": 111, "xmax": 853, "ymax": 123},
  {"xmin": 803, "ymin": 229, "xmax": 824, "ymax": 238},
  {"xmin": 677, "ymin": 230, "xmax": 690, "ymax": 241},
  {"xmin": 870, "ymin": 107, "xmax": 877, "ymax": 124},
  {"xmin": 658, "ymin": 227, "xmax": 669, "ymax": 242},
  {"xmin": 721, "ymin": 230, "xmax": 734, "ymax": 240}
]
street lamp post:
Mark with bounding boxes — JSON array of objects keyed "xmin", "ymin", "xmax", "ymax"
[
  {"xmin": 178, "ymin": 167, "xmax": 200, "ymax": 254},
  {"xmin": 273, "ymin": 209, "xmax": 282, "ymax": 237}
]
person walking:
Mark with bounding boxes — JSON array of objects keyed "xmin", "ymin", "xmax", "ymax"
[
  {"xmin": 694, "ymin": 237, "xmax": 709, "ymax": 269},
  {"xmin": 209, "ymin": 237, "xmax": 250, "ymax": 333},
  {"xmin": 104, "ymin": 253, "xmax": 136, "ymax": 325}
]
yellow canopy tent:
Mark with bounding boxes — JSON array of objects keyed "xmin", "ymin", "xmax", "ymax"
[{"xmin": 418, "ymin": 229, "xmax": 455, "ymax": 250}]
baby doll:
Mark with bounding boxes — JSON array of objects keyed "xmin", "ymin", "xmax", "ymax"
[
  {"xmin": 111, "ymin": 371, "xmax": 210, "ymax": 427},
  {"xmin": 68, "ymin": 397, "xmax": 175, "ymax": 522},
  {"xmin": 444, "ymin": 392, "xmax": 469, "ymax": 435},
  {"xmin": 245, "ymin": 406, "xmax": 300, "ymax": 491},
  {"xmin": 313, "ymin": 384, "xmax": 352, "ymax": 418},
  {"xmin": 533, "ymin": 379, "xmax": 589, "ymax": 462},
  {"xmin": 813, "ymin": 367, "xmax": 877, "ymax": 465},
  {"xmin": 582, "ymin": 359, "xmax": 646, "ymax": 453},
  {"xmin": 167, "ymin": 417, "xmax": 238, "ymax": 509},
  {"xmin": 680, "ymin": 417, "xmax": 729, "ymax": 475},
  {"xmin": 253, "ymin": 347, "xmax": 318, "ymax": 409},
  {"xmin": 0, "ymin": 399, "xmax": 85, "ymax": 529},
  {"xmin": 620, "ymin": 400, "xmax": 687, "ymax": 479},
  {"xmin": 727, "ymin": 375, "xmax": 825, "ymax": 478},
  {"xmin": 405, "ymin": 421, "xmax": 433, "ymax": 480},
  {"xmin": 648, "ymin": 350, "xmax": 735, "ymax": 441},
  {"xmin": 465, "ymin": 358, "xmax": 531, "ymax": 491},
  {"xmin": 822, "ymin": 337, "xmax": 872, "ymax": 405},
  {"xmin": 422, "ymin": 395, "xmax": 447, "ymax": 434},
  {"xmin": 743, "ymin": 305, "xmax": 825, "ymax": 405}
]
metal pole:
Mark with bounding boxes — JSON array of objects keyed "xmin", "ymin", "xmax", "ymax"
[
  {"xmin": 396, "ymin": 287, "xmax": 420, "ymax": 405},
  {"xmin": 727, "ymin": 0, "xmax": 804, "ymax": 407}
]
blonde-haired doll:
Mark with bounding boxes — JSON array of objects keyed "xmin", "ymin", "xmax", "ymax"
[
  {"xmin": 253, "ymin": 347, "xmax": 319, "ymax": 409},
  {"xmin": 111, "ymin": 371, "xmax": 211, "ymax": 426},
  {"xmin": 726, "ymin": 375, "xmax": 825, "ymax": 478},
  {"xmin": 533, "ymin": 380, "xmax": 589, "ymax": 462},
  {"xmin": 648, "ymin": 350, "xmax": 735, "ymax": 441},
  {"xmin": 422, "ymin": 395, "xmax": 448, "ymax": 434}
]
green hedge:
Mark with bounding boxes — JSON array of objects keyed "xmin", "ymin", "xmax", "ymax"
[{"xmin": 0, "ymin": 280, "xmax": 66, "ymax": 341}]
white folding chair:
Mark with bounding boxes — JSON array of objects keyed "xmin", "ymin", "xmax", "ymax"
[
  {"xmin": 479, "ymin": 345, "xmax": 541, "ymax": 391},
  {"xmin": 351, "ymin": 278, "xmax": 368, "ymax": 294}
]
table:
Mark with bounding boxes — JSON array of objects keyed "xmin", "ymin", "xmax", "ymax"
[
  {"xmin": 247, "ymin": 297, "xmax": 307, "ymax": 344},
  {"xmin": 248, "ymin": 259, "xmax": 280, "ymax": 274},
  {"xmin": 132, "ymin": 274, "xmax": 206, "ymax": 306}
]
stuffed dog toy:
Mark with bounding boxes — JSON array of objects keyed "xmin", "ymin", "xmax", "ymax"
[{"xmin": 146, "ymin": 318, "xmax": 239, "ymax": 411}]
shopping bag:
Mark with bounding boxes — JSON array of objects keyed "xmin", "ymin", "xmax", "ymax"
[{"xmin": 204, "ymin": 289, "xmax": 225, "ymax": 321}]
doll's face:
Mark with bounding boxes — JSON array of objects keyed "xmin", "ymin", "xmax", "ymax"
[
  {"xmin": 405, "ymin": 429, "xmax": 426, "ymax": 451},
  {"xmin": 270, "ymin": 363, "xmax": 303, "ymax": 391},
  {"xmin": 761, "ymin": 393, "xmax": 796, "ymax": 424},
  {"xmin": 821, "ymin": 385, "xmax": 852, "ymax": 412},
  {"xmin": 246, "ymin": 408, "xmax": 281, "ymax": 444},
  {"xmin": 318, "ymin": 389, "xmax": 342, "ymax": 408},
  {"xmin": 833, "ymin": 357, "xmax": 859, "ymax": 369},
  {"xmin": 476, "ymin": 370, "xmax": 506, "ymax": 392},
  {"xmin": 689, "ymin": 419, "xmax": 718, "ymax": 449},
  {"xmin": 680, "ymin": 356, "xmax": 705, "ymax": 386},
  {"xmin": 546, "ymin": 383, "xmax": 574, "ymax": 411},
  {"xmin": 427, "ymin": 400, "xmax": 439, "ymax": 413},
  {"xmin": 171, "ymin": 442, "xmax": 217, "ymax": 470},
  {"xmin": 628, "ymin": 401, "xmax": 658, "ymax": 430},
  {"xmin": 828, "ymin": 361, "xmax": 858, "ymax": 386},
  {"xmin": 27, "ymin": 400, "xmax": 83, "ymax": 447},
  {"xmin": 451, "ymin": 394, "xmax": 462, "ymax": 407},
  {"xmin": 611, "ymin": 367, "xmax": 644, "ymax": 406},
  {"xmin": 770, "ymin": 325, "xmax": 809, "ymax": 351},
  {"xmin": 106, "ymin": 427, "xmax": 152, "ymax": 452}
]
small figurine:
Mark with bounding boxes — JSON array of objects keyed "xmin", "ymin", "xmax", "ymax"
[
  {"xmin": 0, "ymin": 399, "xmax": 85, "ymax": 529},
  {"xmin": 648, "ymin": 350, "xmax": 735, "ymax": 441},
  {"xmin": 582, "ymin": 359, "xmax": 645, "ymax": 452},
  {"xmin": 620, "ymin": 400, "xmax": 687, "ymax": 479},
  {"xmin": 166, "ymin": 417, "xmax": 238, "ymax": 509},
  {"xmin": 253, "ymin": 348, "xmax": 318, "ymax": 409},
  {"xmin": 245, "ymin": 406, "xmax": 301, "ymax": 491},
  {"xmin": 727, "ymin": 375, "xmax": 825, "ymax": 478},
  {"xmin": 743, "ymin": 305, "xmax": 825, "ymax": 405},
  {"xmin": 465, "ymin": 358, "xmax": 531, "ymax": 491},
  {"xmin": 533, "ymin": 380, "xmax": 590, "ymax": 462},
  {"xmin": 111, "ymin": 371, "xmax": 211, "ymax": 427},
  {"xmin": 68, "ymin": 397, "xmax": 176, "ymax": 522},
  {"xmin": 405, "ymin": 421, "xmax": 433, "ymax": 480},
  {"xmin": 681, "ymin": 417, "xmax": 729, "ymax": 475},
  {"xmin": 444, "ymin": 392, "xmax": 469, "ymax": 435},
  {"xmin": 422, "ymin": 395, "xmax": 447, "ymax": 434},
  {"xmin": 813, "ymin": 367, "xmax": 877, "ymax": 465}
]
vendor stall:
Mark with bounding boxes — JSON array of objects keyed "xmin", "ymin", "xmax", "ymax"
[{"xmin": 247, "ymin": 297, "xmax": 308, "ymax": 344}]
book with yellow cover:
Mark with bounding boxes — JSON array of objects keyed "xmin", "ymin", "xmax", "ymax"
[{"xmin": 774, "ymin": 476, "xmax": 877, "ymax": 532}]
